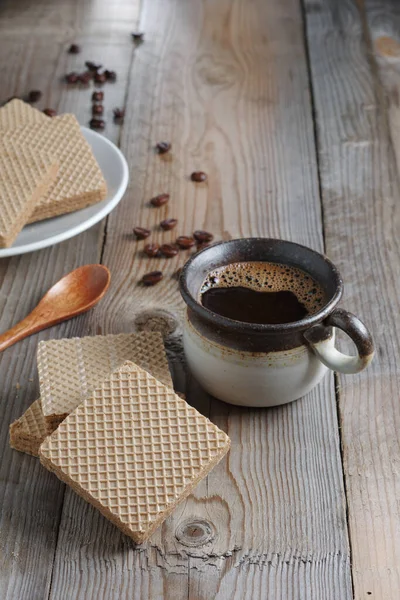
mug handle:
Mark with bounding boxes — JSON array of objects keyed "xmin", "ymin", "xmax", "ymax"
[{"xmin": 304, "ymin": 308, "xmax": 374, "ymax": 375}]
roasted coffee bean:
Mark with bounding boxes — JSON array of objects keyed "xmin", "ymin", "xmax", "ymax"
[
  {"xmin": 104, "ymin": 70, "xmax": 117, "ymax": 82},
  {"xmin": 94, "ymin": 72, "xmax": 107, "ymax": 85},
  {"xmin": 43, "ymin": 108, "xmax": 57, "ymax": 117},
  {"xmin": 92, "ymin": 91, "xmax": 104, "ymax": 102},
  {"xmin": 176, "ymin": 236, "xmax": 195, "ymax": 249},
  {"xmin": 144, "ymin": 243, "xmax": 160, "ymax": 257},
  {"xmin": 133, "ymin": 226, "xmax": 151, "ymax": 240},
  {"xmin": 113, "ymin": 107, "xmax": 125, "ymax": 121},
  {"xmin": 68, "ymin": 43, "xmax": 81, "ymax": 54},
  {"xmin": 131, "ymin": 32, "xmax": 144, "ymax": 42},
  {"xmin": 28, "ymin": 90, "xmax": 42, "ymax": 103},
  {"xmin": 85, "ymin": 61, "xmax": 102, "ymax": 72},
  {"xmin": 150, "ymin": 193, "xmax": 170, "ymax": 207},
  {"xmin": 190, "ymin": 171, "xmax": 207, "ymax": 182},
  {"xmin": 92, "ymin": 103, "xmax": 104, "ymax": 116},
  {"xmin": 156, "ymin": 141, "xmax": 171, "ymax": 154},
  {"xmin": 65, "ymin": 72, "xmax": 79, "ymax": 84},
  {"xmin": 193, "ymin": 230, "xmax": 214, "ymax": 243},
  {"xmin": 196, "ymin": 242, "xmax": 211, "ymax": 252},
  {"xmin": 142, "ymin": 271, "xmax": 163, "ymax": 286},
  {"xmin": 160, "ymin": 218, "xmax": 178, "ymax": 231},
  {"xmin": 89, "ymin": 118, "xmax": 105, "ymax": 130},
  {"xmin": 78, "ymin": 71, "xmax": 92, "ymax": 84},
  {"xmin": 160, "ymin": 244, "xmax": 179, "ymax": 258}
]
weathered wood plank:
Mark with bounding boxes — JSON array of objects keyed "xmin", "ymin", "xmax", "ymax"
[
  {"xmin": 304, "ymin": 0, "xmax": 400, "ymax": 597},
  {"xmin": 0, "ymin": 9, "xmax": 137, "ymax": 600},
  {"xmin": 49, "ymin": 0, "xmax": 352, "ymax": 598}
]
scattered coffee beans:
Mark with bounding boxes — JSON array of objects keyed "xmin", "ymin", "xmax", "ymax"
[
  {"xmin": 191, "ymin": 171, "xmax": 207, "ymax": 182},
  {"xmin": 142, "ymin": 271, "xmax": 163, "ymax": 286},
  {"xmin": 28, "ymin": 90, "xmax": 42, "ymax": 103},
  {"xmin": 160, "ymin": 218, "xmax": 178, "ymax": 231},
  {"xmin": 156, "ymin": 141, "xmax": 171, "ymax": 154},
  {"xmin": 131, "ymin": 32, "xmax": 144, "ymax": 42},
  {"xmin": 65, "ymin": 72, "xmax": 79, "ymax": 84},
  {"xmin": 89, "ymin": 118, "xmax": 105, "ymax": 130},
  {"xmin": 85, "ymin": 61, "xmax": 102, "ymax": 72},
  {"xmin": 193, "ymin": 230, "xmax": 213, "ymax": 243},
  {"xmin": 160, "ymin": 244, "xmax": 179, "ymax": 258},
  {"xmin": 43, "ymin": 108, "xmax": 56, "ymax": 117},
  {"xmin": 94, "ymin": 72, "xmax": 107, "ymax": 85},
  {"xmin": 144, "ymin": 243, "xmax": 160, "ymax": 257},
  {"xmin": 176, "ymin": 236, "xmax": 195, "ymax": 249},
  {"xmin": 92, "ymin": 91, "xmax": 104, "ymax": 102},
  {"xmin": 68, "ymin": 43, "xmax": 81, "ymax": 54},
  {"xmin": 150, "ymin": 193, "xmax": 170, "ymax": 207},
  {"xmin": 78, "ymin": 72, "xmax": 92, "ymax": 85},
  {"xmin": 133, "ymin": 227, "xmax": 151, "ymax": 240},
  {"xmin": 92, "ymin": 104, "xmax": 104, "ymax": 115},
  {"xmin": 104, "ymin": 70, "xmax": 117, "ymax": 82},
  {"xmin": 113, "ymin": 108, "xmax": 125, "ymax": 122}
]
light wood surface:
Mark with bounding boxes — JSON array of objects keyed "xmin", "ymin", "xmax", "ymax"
[
  {"xmin": 304, "ymin": 0, "xmax": 400, "ymax": 598},
  {"xmin": 0, "ymin": 3, "xmax": 137, "ymax": 600},
  {"xmin": 48, "ymin": 0, "xmax": 352, "ymax": 598},
  {"xmin": 0, "ymin": 0, "xmax": 398, "ymax": 598}
]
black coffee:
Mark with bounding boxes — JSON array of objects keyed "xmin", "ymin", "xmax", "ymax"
[{"xmin": 200, "ymin": 261, "xmax": 326, "ymax": 325}]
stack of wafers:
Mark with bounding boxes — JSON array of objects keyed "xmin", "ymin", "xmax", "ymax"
[
  {"xmin": 10, "ymin": 332, "xmax": 230, "ymax": 543},
  {"xmin": 0, "ymin": 99, "xmax": 107, "ymax": 247}
]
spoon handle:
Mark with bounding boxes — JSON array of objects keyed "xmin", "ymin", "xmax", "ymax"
[{"xmin": 0, "ymin": 311, "xmax": 46, "ymax": 352}]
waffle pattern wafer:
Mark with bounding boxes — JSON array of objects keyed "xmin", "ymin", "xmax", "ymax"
[
  {"xmin": 4, "ymin": 114, "xmax": 107, "ymax": 222},
  {"xmin": 0, "ymin": 140, "xmax": 59, "ymax": 247},
  {"xmin": 40, "ymin": 362, "xmax": 230, "ymax": 543},
  {"xmin": 10, "ymin": 394, "xmax": 187, "ymax": 458},
  {"xmin": 38, "ymin": 332, "xmax": 173, "ymax": 421},
  {"xmin": 9, "ymin": 399, "xmax": 54, "ymax": 457},
  {"xmin": 0, "ymin": 99, "xmax": 48, "ymax": 130}
]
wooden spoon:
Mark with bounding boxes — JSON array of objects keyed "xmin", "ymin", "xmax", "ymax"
[{"xmin": 0, "ymin": 264, "xmax": 110, "ymax": 352}]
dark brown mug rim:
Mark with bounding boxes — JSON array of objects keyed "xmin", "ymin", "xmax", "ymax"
[{"xmin": 180, "ymin": 238, "xmax": 343, "ymax": 334}]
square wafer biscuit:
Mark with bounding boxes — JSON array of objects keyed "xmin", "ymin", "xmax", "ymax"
[
  {"xmin": 10, "ymin": 392, "xmax": 188, "ymax": 458},
  {"xmin": 0, "ymin": 139, "xmax": 59, "ymax": 247},
  {"xmin": 38, "ymin": 332, "xmax": 173, "ymax": 425},
  {"xmin": 3, "ymin": 114, "xmax": 107, "ymax": 222},
  {"xmin": 9, "ymin": 399, "xmax": 53, "ymax": 457},
  {"xmin": 40, "ymin": 362, "xmax": 230, "ymax": 543},
  {"xmin": 0, "ymin": 99, "xmax": 49, "ymax": 130}
]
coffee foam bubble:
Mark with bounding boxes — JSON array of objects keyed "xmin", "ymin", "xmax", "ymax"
[{"xmin": 200, "ymin": 261, "xmax": 326, "ymax": 315}]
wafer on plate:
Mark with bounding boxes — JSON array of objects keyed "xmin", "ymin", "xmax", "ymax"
[
  {"xmin": 4, "ymin": 113, "xmax": 107, "ymax": 222},
  {"xmin": 40, "ymin": 361, "xmax": 230, "ymax": 543},
  {"xmin": 0, "ymin": 98, "xmax": 49, "ymax": 130},
  {"xmin": 38, "ymin": 332, "xmax": 172, "ymax": 426},
  {"xmin": 0, "ymin": 139, "xmax": 59, "ymax": 247}
]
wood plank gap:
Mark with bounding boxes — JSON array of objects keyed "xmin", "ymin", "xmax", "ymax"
[
  {"xmin": 333, "ymin": 371, "xmax": 356, "ymax": 600},
  {"xmin": 299, "ymin": 0, "xmax": 328, "ymax": 251},
  {"xmin": 45, "ymin": 487, "xmax": 67, "ymax": 600}
]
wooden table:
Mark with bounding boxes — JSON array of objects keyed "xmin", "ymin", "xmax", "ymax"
[{"xmin": 0, "ymin": 0, "xmax": 399, "ymax": 598}]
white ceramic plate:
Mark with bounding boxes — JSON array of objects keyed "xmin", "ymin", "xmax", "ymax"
[{"xmin": 0, "ymin": 127, "xmax": 129, "ymax": 258}]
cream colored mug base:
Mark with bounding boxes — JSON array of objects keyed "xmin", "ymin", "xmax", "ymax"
[{"xmin": 183, "ymin": 318, "xmax": 335, "ymax": 407}]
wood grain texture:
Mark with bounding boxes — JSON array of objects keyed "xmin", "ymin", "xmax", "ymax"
[
  {"xmin": 48, "ymin": 0, "xmax": 352, "ymax": 598},
  {"xmin": 304, "ymin": 0, "xmax": 400, "ymax": 598},
  {"xmin": 0, "ymin": 3, "xmax": 138, "ymax": 599}
]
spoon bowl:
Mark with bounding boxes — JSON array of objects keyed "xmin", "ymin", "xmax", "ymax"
[{"xmin": 0, "ymin": 264, "xmax": 110, "ymax": 352}]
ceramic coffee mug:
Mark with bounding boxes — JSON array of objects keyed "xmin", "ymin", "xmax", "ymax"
[{"xmin": 179, "ymin": 238, "xmax": 374, "ymax": 407}]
